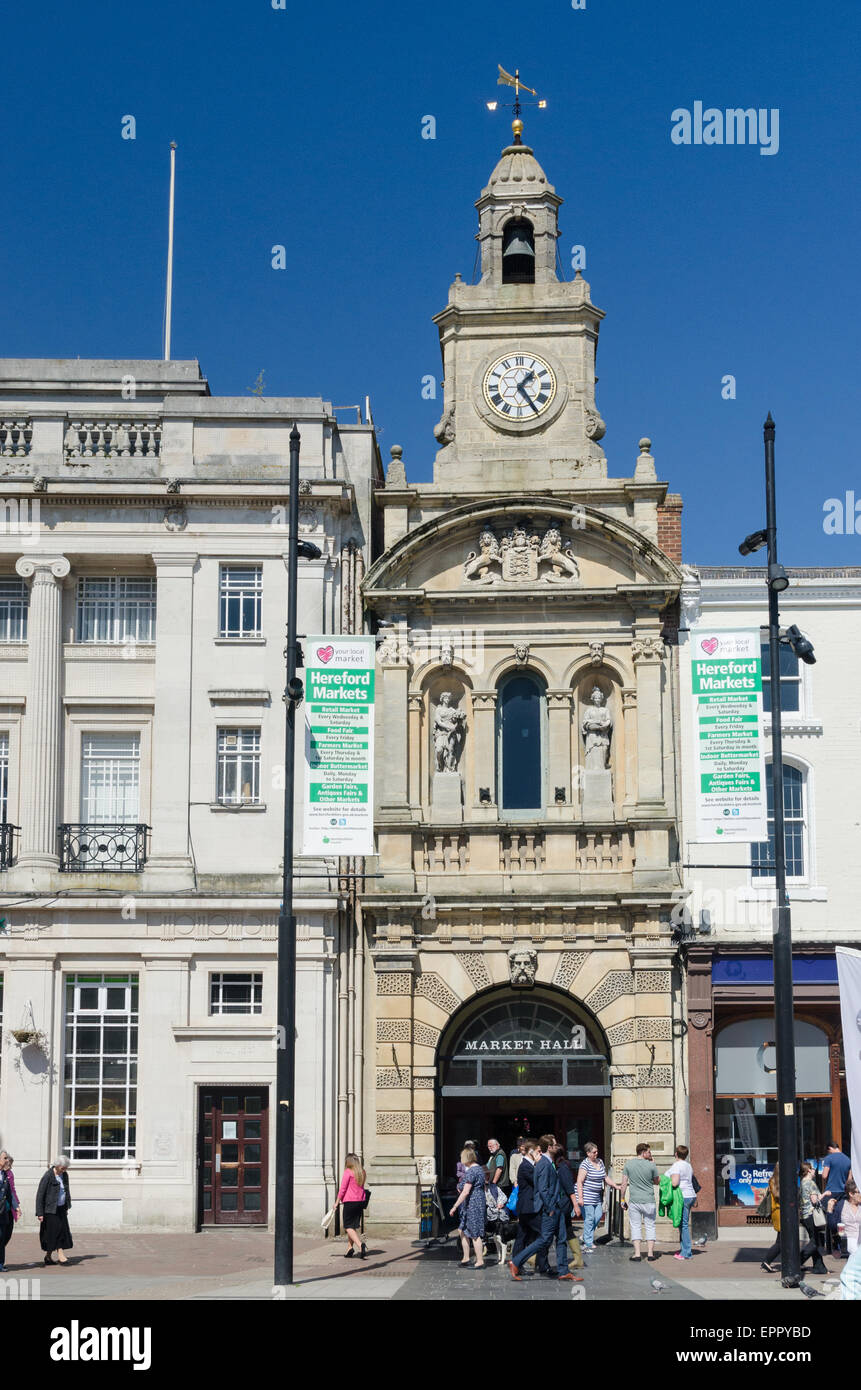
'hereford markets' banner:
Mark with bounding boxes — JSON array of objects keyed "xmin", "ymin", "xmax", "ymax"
[
  {"xmin": 691, "ymin": 629, "xmax": 767, "ymax": 842},
  {"xmin": 836, "ymin": 947, "xmax": 861, "ymax": 1189},
  {"xmin": 302, "ymin": 636, "xmax": 375, "ymax": 855}
]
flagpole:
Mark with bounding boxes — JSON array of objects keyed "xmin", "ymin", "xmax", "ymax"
[{"xmin": 164, "ymin": 141, "xmax": 177, "ymax": 361}]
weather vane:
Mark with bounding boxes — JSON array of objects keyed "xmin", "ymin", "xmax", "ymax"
[{"xmin": 487, "ymin": 66, "xmax": 547, "ymax": 143}]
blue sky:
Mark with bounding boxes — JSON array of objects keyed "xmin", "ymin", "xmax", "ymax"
[{"xmin": 3, "ymin": 0, "xmax": 860, "ymax": 565}]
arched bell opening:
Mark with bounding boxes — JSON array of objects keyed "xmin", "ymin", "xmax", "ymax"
[{"xmin": 501, "ymin": 218, "xmax": 535, "ymax": 284}]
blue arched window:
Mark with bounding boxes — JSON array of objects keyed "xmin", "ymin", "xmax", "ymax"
[{"xmin": 497, "ymin": 673, "xmax": 545, "ymax": 812}]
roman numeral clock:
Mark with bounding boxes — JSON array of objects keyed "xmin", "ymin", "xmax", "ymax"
[
  {"xmin": 471, "ymin": 346, "xmax": 568, "ymax": 439},
  {"xmin": 483, "ymin": 352, "xmax": 556, "ymax": 421}
]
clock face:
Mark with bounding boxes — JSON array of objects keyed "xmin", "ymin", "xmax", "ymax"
[{"xmin": 482, "ymin": 352, "xmax": 557, "ymax": 421}]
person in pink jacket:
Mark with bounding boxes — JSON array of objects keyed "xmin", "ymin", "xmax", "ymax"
[{"xmin": 335, "ymin": 1153, "xmax": 367, "ymax": 1259}]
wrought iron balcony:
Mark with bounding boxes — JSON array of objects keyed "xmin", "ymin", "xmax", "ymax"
[
  {"xmin": 59, "ymin": 823, "xmax": 150, "ymax": 872},
  {"xmin": 0, "ymin": 822, "xmax": 20, "ymax": 869}
]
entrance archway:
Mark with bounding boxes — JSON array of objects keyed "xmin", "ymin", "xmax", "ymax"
[{"xmin": 436, "ymin": 987, "xmax": 610, "ymax": 1194}]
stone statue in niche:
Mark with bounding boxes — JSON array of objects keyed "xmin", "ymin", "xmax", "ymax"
[
  {"xmin": 431, "ymin": 691, "xmax": 467, "ymax": 822},
  {"xmin": 508, "ymin": 947, "xmax": 538, "ymax": 988},
  {"xmin": 580, "ymin": 687, "xmax": 614, "ymax": 819},
  {"xmin": 581, "ymin": 687, "xmax": 612, "ymax": 770},
  {"xmin": 433, "ymin": 692, "xmax": 466, "ymax": 773}
]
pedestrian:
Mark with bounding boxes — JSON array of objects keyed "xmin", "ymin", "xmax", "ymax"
[
  {"xmin": 486, "ymin": 1137, "xmax": 508, "ymax": 1190},
  {"xmin": 576, "ymin": 1140, "xmax": 620, "ymax": 1253},
  {"xmin": 798, "ymin": 1161, "xmax": 828, "ymax": 1274},
  {"xmin": 509, "ymin": 1136, "xmax": 526, "ymax": 1188},
  {"xmin": 760, "ymin": 1164, "xmax": 782, "ymax": 1273},
  {"xmin": 551, "ymin": 1142, "xmax": 583, "ymax": 1268},
  {"xmin": 620, "ymin": 1142, "xmax": 661, "ymax": 1262},
  {"xmin": 668, "ymin": 1144, "xmax": 697, "ymax": 1262},
  {"xmin": 822, "ymin": 1141, "xmax": 852, "ymax": 1203},
  {"xmin": 0, "ymin": 1155, "xmax": 16, "ymax": 1272},
  {"xmin": 508, "ymin": 1137, "xmax": 582, "ymax": 1282},
  {"xmin": 450, "ymin": 1147, "xmax": 486, "ymax": 1268},
  {"xmin": 36, "ymin": 1156, "xmax": 73, "ymax": 1266},
  {"xmin": 834, "ymin": 1180, "xmax": 861, "ymax": 1256},
  {"xmin": 511, "ymin": 1139, "xmax": 549, "ymax": 1273},
  {"xmin": 840, "ymin": 1243, "xmax": 861, "ymax": 1299},
  {"xmin": 456, "ymin": 1143, "xmax": 478, "ymax": 1188},
  {"xmin": 335, "ymin": 1152, "xmax": 368, "ymax": 1259}
]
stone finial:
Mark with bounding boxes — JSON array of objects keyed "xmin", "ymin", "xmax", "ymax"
[
  {"xmin": 634, "ymin": 436, "xmax": 657, "ymax": 481},
  {"xmin": 387, "ymin": 444, "xmax": 407, "ymax": 487}
]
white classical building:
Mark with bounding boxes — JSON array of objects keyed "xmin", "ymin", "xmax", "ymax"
[
  {"xmin": 0, "ymin": 359, "xmax": 380, "ymax": 1231},
  {"xmin": 678, "ymin": 565, "xmax": 861, "ymax": 1236}
]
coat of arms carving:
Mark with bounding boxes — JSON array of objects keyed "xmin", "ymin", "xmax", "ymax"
[{"xmin": 464, "ymin": 522, "xmax": 579, "ymax": 585}]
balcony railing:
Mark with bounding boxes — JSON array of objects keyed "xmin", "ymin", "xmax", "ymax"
[
  {"xmin": 59, "ymin": 823, "xmax": 150, "ymax": 872},
  {"xmin": 63, "ymin": 420, "xmax": 161, "ymax": 460},
  {"xmin": 0, "ymin": 822, "xmax": 20, "ymax": 869},
  {"xmin": 0, "ymin": 420, "xmax": 32, "ymax": 456}
]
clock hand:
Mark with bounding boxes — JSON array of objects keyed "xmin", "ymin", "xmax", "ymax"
[{"xmin": 516, "ymin": 373, "xmax": 540, "ymax": 412}]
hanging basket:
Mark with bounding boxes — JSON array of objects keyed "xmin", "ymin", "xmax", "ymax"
[{"xmin": 10, "ymin": 1027, "xmax": 47, "ymax": 1049}]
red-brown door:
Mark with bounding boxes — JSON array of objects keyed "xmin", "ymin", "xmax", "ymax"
[{"xmin": 199, "ymin": 1088, "xmax": 268, "ymax": 1226}]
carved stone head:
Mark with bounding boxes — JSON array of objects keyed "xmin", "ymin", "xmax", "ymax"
[
  {"xmin": 508, "ymin": 947, "xmax": 538, "ymax": 988},
  {"xmin": 589, "ymin": 686, "xmax": 606, "ymax": 706}
]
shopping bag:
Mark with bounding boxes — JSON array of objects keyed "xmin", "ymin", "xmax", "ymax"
[{"xmin": 321, "ymin": 1204, "xmax": 337, "ymax": 1231}]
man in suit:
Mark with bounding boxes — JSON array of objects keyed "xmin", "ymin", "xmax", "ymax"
[
  {"xmin": 511, "ymin": 1140, "xmax": 549, "ymax": 1273},
  {"xmin": 510, "ymin": 1137, "xmax": 583, "ymax": 1282}
]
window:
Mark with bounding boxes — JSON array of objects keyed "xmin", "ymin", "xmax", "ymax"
[
  {"xmin": 76, "ymin": 577, "xmax": 156, "ymax": 643},
  {"xmin": 81, "ymin": 734, "xmax": 141, "ymax": 823},
  {"xmin": 219, "ymin": 565, "xmax": 262, "ymax": 638},
  {"xmin": 210, "ymin": 973, "xmax": 263, "ymax": 1016},
  {"xmin": 63, "ymin": 973, "xmax": 138, "ymax": 1160},
  {"xmin": 0, "ymin": 733, "xmax": 7, "ymax": 821},
  {"xmin": 761, "ymin": 641, "xmax": 800, "ymax": 714},
  {"xmin": 752, "ymin": 763, "xmax": 806, "ymax": 879},
  {"xmin": 216, "ymin": 729, "xmax": 261, "ymax": 805},
  {"xmin": 497, "ymin": 674, "xmax": 545, "ymax": 812},
  {"xmin": 0, "ymin": 578, "xmax": 28, "ymax": 642}
]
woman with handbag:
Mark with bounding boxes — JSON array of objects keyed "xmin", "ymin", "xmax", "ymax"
[
  {"xmin": 335, "ymin": 1153, "xmax": 368, "ymax": 1260},
  {"xmin": 797, "ymin": 1162, "xmax": 829, "ymax": 1273},
  {"xmin": 36, "ymin": 1156, "xmax": 73, "ymax": 1266}
]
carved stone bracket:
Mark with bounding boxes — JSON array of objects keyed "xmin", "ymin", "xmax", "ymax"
[{"xmin": 631, "ymin": 636, "xmax": 665, "ymax": 664}]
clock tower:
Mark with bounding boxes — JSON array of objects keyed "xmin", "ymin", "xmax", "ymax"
[{"xmin": 432, "ymin": 122, "xmax": 608, "ymax": 488}]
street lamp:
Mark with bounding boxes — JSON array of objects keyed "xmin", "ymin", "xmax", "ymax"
[
  {"xmin": 274, "ymin": 425, "xmax": 322, "ymax": 1291},
  {"xmin": 737, "ymin": 414, "xmax": 815, "ymax": 1288}
]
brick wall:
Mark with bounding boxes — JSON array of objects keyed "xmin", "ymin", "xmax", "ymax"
[{"xmin": 657, "ymin": 493, "xmax": 683, "ymax": 563}]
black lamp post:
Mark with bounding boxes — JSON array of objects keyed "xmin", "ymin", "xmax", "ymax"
[
  {"xmin": 739, "ymin": 414, "xmax": 815, "ymax": 1287},
  {"xmin": 274, "ymin": 425, "xmax": 321, "ymax": 1289}
]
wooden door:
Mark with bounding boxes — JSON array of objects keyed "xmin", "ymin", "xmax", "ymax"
[{"xmin": 199, "ymin": 1087, "xmax": 268, "ymax": 1226}]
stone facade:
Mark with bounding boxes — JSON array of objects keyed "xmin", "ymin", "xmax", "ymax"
[
  {"xmin": 0, "ymin": 360, "xmax": 381, "ymax": 1231},
  {"xmin": 360, "ymin": 131, "xmax": 685, "ymax": 1230}
]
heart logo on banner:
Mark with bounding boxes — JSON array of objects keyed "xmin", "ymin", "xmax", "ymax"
[
  {"xmin": 700, "ymin": 638, "xmax": 719, "ymax": 655},
  {"xmin": 316, "ymin": 645, "xmax": 335, "ymax": 664}
]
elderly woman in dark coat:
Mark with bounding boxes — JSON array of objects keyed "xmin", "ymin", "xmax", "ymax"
[{"xmin": 36, "ymin": 1156, "xmax": 73, "ymax": 1265}]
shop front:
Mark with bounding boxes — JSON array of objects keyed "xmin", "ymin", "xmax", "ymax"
[{"xmin": 687, "ymin": 948, "xmax": 847, "ymax": 1237}]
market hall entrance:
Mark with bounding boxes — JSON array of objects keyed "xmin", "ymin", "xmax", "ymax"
[{"xmin": 437, "ymin": 989, "xmax": 610, "ymax": 1198}]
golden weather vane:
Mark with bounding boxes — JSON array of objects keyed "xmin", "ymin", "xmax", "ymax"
[{"xmin": 487, "ymin": 65, "xmax": 547, "ymax": 143}]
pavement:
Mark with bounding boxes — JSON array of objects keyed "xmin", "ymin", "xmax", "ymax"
[{"xmin": 0, "ymin": 1228, "xmax": 849, "ymax": 1301}]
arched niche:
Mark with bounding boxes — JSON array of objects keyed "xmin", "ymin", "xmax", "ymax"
[
  {"xmin": 423, "ymin": 670, "xmax": 473, "ymax": 811},
  {"xmin": 572, "ymin": 670, "xmax": 625, "ymax": 816}
]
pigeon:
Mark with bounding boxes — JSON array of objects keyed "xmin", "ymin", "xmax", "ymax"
[
  {"xmin": 651, "ymin": 1278, "xmax": 669, "ymax": 1292},
  {"xmin": 798, "ymin": 1281, "xmax": 823, "ymax": 1299},
  {"xmin": 694, "ymin": 1236, "xmax": 708, "ymax": 1246}
]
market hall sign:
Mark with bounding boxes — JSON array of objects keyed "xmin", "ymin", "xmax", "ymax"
[{"xmin": 463, "ymin": 1028, "xmax": 586, "ymax": 1053}]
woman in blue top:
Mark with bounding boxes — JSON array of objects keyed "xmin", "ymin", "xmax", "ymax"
[{"xmin": 450, "ymin": 1148, "xmax": 487, "ymax": 1268}]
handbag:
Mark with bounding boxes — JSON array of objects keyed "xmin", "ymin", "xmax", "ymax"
[
  {"xmin": 321, "ymin": 1204, "xmax": 337, "ymax": 1230},
  {"xmin": 692, "ymin": 1174, "xmax": 702, "ymax": 1195},
  {"xmin": 812, "ymin": 1205, "xmax": 826, "ymax": 1229},
  {"xmin": 362, "ymin": 1188, "xmax": 372, "ymax": 1209},
  {"xmin": 506, "ymin": 1185, "xmax": 519, "ymax": 1214}
]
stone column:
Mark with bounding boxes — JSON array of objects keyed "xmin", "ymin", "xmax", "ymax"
[
  {"xmin": 143, "ymin": 552, "xmax": 197, "ymax": 888},
  {"xmin": 378, "ymin": 632, "xmax": 410, "ymax": 814},
  {"xmin": 470, "ymin": 690, "xmax": 497, "ymax": 816},
  {"xmin": 407, "ymin": 692, "xmax": 424, "ymax": 813},
  {"xmin": 15, "ymin": 555, "xmax": 70, "ymax": 877},
  {"xmin": 546, "ymin": 690, "xmax": 572, "ymax": 813},
  {"xmin": 686, "ymin": 947, "xmax": 716, "ymax": 1238},
  {"xmin": 631, "ymin": 632, "xmax": 665, "ymax": 808}
]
